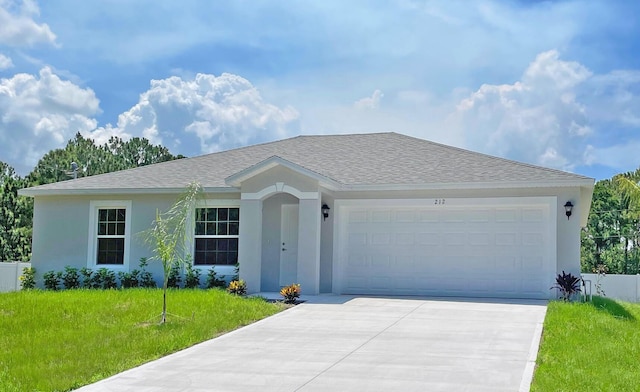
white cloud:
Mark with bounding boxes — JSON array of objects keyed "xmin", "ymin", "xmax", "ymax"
[
  {"xmin": 0, "ymin": 0, "xmax": 57, "ymax": 46},
  {"xmin": 89, "ymin": 72, "xmax": 300, "ymax": 157},
  {"xmin": 0, "ymin": 53, "xmax": 12, "ymax": 70},
  {"xmin": 0, "ymin": 67, "xmax": 99, "ymax": 173},
  {"xmin": 449, "ymin": 50, "xmax": 594, "ymax": 171},
  {"xmin": 354, "ymin": 90, "xmax": 384, "ymax": 110}
]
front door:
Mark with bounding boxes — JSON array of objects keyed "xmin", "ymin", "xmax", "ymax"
[{"xmin": 279, "ymin": 204, "xmax": 299, "ymax": 287}]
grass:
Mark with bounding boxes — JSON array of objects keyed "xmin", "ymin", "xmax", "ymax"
[
  {"xmin": 0, "ymin": 288, "xmax": 284, "ymax": 391},
  {"xmin": 532, "ymin": 296, "xmax": 640, "ymax": 391}
]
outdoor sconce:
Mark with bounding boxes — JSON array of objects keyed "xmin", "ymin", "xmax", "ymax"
[
  {"xmin": 564, "ymin": 201, "xmax": 573, "ymax": 220},
  {"xmin": 321, "ymin": 203, "xmax": 330, "ymax": 221}
]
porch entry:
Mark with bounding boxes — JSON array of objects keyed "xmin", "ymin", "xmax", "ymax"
[{"xmin": 279, "ymin": 204, "xmax": 299, "ymax": 287}]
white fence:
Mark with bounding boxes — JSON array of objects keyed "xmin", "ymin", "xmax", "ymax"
[
  {"xmin": 0, "ymin": 262, "xmax": 31, "ymax": 292},
  {"xmin": 582, "ymin": 273, "xmax": 640, "ymax": 303}
]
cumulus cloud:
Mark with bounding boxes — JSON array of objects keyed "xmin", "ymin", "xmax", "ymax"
[
  {"xmin": 450, "ymin": 50, "xmax": 595, "ymax": 171},
  {"xmin": 0, "ymin": 67, "xmax": 99, "ymax": 173},
  {"xmin": 0, "ymin": 0, "xmax": 57, "ymax": 46},
  {"xmin": 89, "ymin": 72, "xmax": 300, "ymax": 156},
  {"xmin": 0, "ymin": 53, "xmax": 12, "ymax": 70},
  {"xmin": 354, "ymin": 89, "xmax": 384, "ymax": 110}
]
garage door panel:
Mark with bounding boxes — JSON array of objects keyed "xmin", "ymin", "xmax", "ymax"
[{"xmin": 339, "ymin": 199, "xmax": 555, "ymax": 299}]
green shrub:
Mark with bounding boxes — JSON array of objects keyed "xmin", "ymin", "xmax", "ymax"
[
  {"xmin": 184, "ymin": 264, "xmax": 201, "ymax": 288},
  {"xmin": 205, "ymin": 267, "xmax": 226, "ymax": 288},
  {"xmin": 20, "ymin": 267, "xmax": 36, "ymax": 290},
  {"xmin": 43, "ymin": 271, "xmax": 60, "ymax": 291},
  {"xmin": 92, "ymin": 268, "xmax": 117, "ymax": 289},
  {"xmin": 167, "ymin": 263, "xmax": 181, "ymax": 288},
  {"xmin": 138, "ymin": 258, "xmax": 156, "ymax": 288},
  {"xmin": 79, "ymin": 267, "xmax": 93, "ymax": 288},
  {"xmin": 118, "ymin": 269, "xmax": 140, "ymax": 288},
  {"xmin": 227, "ymin": 279, "xmax": 247, "ymax": 296},
  {"xmin": 61, "ymin": 266, "xmax": 80, "ymax": 289},
  {"xmin": 280, "ymin": 283, "xmax": 301, "ymax": 304}
]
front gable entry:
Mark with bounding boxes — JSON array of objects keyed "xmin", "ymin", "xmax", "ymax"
[{"xmin": 229, "ymin": 160, "xmax": 328, "ymax": 295}]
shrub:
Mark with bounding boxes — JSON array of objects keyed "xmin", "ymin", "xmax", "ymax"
[
  {"xmin": 593, "ymin": 264, "xmax": 607, "ymax": 297},
  {"xmin": 280, "ymin": 283, "xmax": 301, "ymax": 304},
  {"xmin": 43, "ymin": 271, "xmax": 60, "ymax": 291},
  {"xmin": 118, "ymin": 269, "xmax": 140, "ymax": 288},
  {"xmin": 167, "ymin": 263, "xmax": 181, "ymax": 288},
  {"xmin": 61, "ymin": 266, "xmax": 81, "ymax": 289},
  {"xmin": 184, "ymin": 264, "xmax": 201, "ymax": 288},
  {"xmin": 138, "ymin": 257, "xmax": 156, "ymax": 288},
  {"xmin": 551, "ymin": 271, "xmax": 582, "ymax": 301},
  {"xmin": 79, "ymin": 267, "xmax": 93, "ymax": 288},
  {"xmin": 205, "ymin": 268, "xmax": 226, "ymax": 289},
  {"xmin": 92, "ymin": 268, "xmax": 117, "ymax": 289},
  {"xmin": 20, "ymin": 267, "xmax": 36, "ymax": 290},
  {"xmin": 227, "ymin": 280, "xmax": 247, "ymax": 296}
]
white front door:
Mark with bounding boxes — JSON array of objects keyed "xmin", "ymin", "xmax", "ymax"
[{"xmin": 280, "ymin": 204, "xmax": 299, "ymax": 287}]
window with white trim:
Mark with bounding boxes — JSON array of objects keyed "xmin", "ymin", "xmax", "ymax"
[
  {"xmin": 88, "ymin": 201, "xmax": 131, "ymax": 268},
  {"xmin": 194, "ymin": 207, "xmax": 239, "ymax": 265}
]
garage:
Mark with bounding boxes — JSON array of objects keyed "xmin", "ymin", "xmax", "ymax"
[{"xmin": 334, "ymin": 197, "xmax": 557, "ymax": 299}]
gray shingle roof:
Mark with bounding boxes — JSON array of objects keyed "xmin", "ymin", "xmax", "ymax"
[{"xmin": 20, "ymin": 132, "xmax": 593, "ymax": 195}]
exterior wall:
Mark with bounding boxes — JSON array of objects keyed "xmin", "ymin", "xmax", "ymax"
[
  {"xmin": 30, "ymin": 192, "xmax": 241, "ymax": 286},
  {"xmin": 0, "ymin": 262, "xmax": 31, "ymax": 292},
  {"xmin": 582, "ymin": 273, "xmax": 640, "ymax": 303},
  {"xmin": 319, "ymin": 193, "xmax": 334, "ymax": 293}
]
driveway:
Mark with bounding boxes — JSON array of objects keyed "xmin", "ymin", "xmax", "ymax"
[{"xmin": 75, "ymin": 296, "xmax": 547, "ymax": 392}]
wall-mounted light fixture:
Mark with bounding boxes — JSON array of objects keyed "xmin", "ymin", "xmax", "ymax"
[
  {"xmin": 564, "ymin": 201, "xmax": 573, "ymax": 220},
  {"xmin": 321, "ymin": 203, "xmax": 330, "ymax": 221}
]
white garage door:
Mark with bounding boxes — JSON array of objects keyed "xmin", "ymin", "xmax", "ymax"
[{"xmin": 335, "ymin": 197, "xmax": 556, "ymax": 299}]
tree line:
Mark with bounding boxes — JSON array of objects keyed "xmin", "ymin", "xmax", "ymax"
[
  {"xmin": 581, "ymin": 170, "xmax": 640, "ymax": 274},
  {"xmin": 0, "ymin": 133, "xmax": 183, "ymax": 262}
]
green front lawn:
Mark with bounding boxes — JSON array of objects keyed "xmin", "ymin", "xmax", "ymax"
[
  {"xmin": 532, "ymin": 296, "xmax": 640, "ymax": 391},
  {"xmin": 0, "ymin": 289, "xmax": 284, "ymax": 391}
]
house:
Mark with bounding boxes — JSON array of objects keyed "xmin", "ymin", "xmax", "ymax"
[{"xmin": 19, "ymin": 133, "xmax": 594, "ymax": 299}]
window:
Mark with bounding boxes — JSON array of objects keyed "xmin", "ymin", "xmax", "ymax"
[
  {"xmin": 194, "ymin": 207, "xmax": 239, "ymax": 265},
  {"xmin": 88, "ymin": 201, "xmax": 131, "ymax": 268},
  {"xmin": 96, "ymin": 208, "xmax": 126, "ymax": 264}
]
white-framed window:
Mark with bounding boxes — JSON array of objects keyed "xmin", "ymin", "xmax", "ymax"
[
  {"xmin": 193, "ymin": 200, "xmax": 239, "ymax": 266},
  {"xmin": 88, "ymin": 200, "xmax": 132, "ymax": 269}
]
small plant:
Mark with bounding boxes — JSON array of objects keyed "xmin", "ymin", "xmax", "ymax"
[
  {"xmin": 167, "ymin": 262, "xmax": 182, "ymax": 288},
  {"xmin": 280, "ymin": 283, "xmax": 301, "ymax": 304},
  {"xmin": 593, "ymin": 264, "xmax": 607, "ymax": 297},
  {"xmin": 92, "ymin": 268, "xmax": 117, "ymax": 289},
  {"xmin": 80, "ymin": 267, "xmax": 93, "ymax": 288},
  {"xmin": 184, "ymin": 263, "xmax": 201, "ymax": 289},
  {"xmin": 138, "ymin": 257, "xmax": 156, "ymax": 288},
  {"xmin": 62, "ymin": 266, "xmax": 81, "ymax": 289},
  {"xmin": 232, "ymin": 262, "xmax": 240, "ymax": 281},
  {"xmin": 20, "ymin": 267, "xmax": 36, "ymax": 290},
  {"xmin": 118, "ymin": 269, "xmax": 140, "ymax": 288},
  {"xmin": 227, "ymin": 279, "xmax": 247, "ymax": 296},
  {"xmin": 43, "ymin": 270, "xmax": 60, "ymax": 291},
  {"xmin": 551, "ymin": 271, "xmax": 582, "ymax": 301},
  {"xmin": 206, "ymin": 267, "xmax": 226, "ymax": 288}
]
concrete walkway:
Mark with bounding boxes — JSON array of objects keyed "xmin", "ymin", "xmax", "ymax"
[{"xmin": 75, "ymin": 296, "xmax": 547, "ymax": 392}]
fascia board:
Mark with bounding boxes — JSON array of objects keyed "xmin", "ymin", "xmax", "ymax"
[{"xmin": 18, "ymin": 187, "xmax": 240, "ymax": 197}]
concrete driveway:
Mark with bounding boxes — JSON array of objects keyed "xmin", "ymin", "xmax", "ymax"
[{"xmin": 75, "ymin": 296, "xmax": 547, "ymax": 392}]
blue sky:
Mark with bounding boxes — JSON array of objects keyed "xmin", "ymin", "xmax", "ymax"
[{"xmin": 0, "ymin": 0, "xmax": 639, "ymax": 180}]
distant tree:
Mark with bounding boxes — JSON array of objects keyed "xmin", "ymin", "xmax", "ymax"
[{"xmin": 0, "ymin": 163, "xmax": 31, "ymax": 261}]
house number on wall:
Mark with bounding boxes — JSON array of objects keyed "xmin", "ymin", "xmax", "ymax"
[{"xmin": 434, "ymin": 198, "xmax": 446, "ymax": 205}]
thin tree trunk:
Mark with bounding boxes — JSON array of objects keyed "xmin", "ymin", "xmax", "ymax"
[{"xmin": 162, "ymin": 281, "xmax": 167, "ymax": 324}]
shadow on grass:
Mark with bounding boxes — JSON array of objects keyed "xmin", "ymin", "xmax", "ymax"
[{"xmin": 588, "ymin": 296, "xmax": 636, "ymax": 321}]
